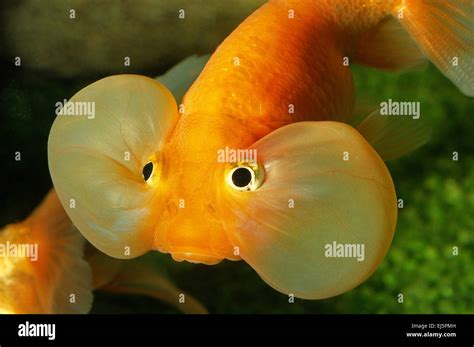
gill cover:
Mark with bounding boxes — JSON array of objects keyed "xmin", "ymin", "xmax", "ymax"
[
  {"xmin": 216, "ymin": 122, "xmax": 397, "ymax": 299},
  {"xmin": 48, "ymin": 75, "xmax": 179, "ymax": 258}
]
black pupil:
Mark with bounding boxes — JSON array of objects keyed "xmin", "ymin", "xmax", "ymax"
[
  {"xmin": 143, "ymin": 162, "xmax": 153, "ymax": 181},
  {"xmin": 232, "ymin": 167, "xmax": 252, "ymax": 188}
]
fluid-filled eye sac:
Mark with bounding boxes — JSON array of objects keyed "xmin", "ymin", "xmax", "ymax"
[
  {"xmin": 48, "ymin": 75, "xmax": 179, "ymax": 259},
  {"xmin": 215, "ymin": 121, "xmax": 397, "ymax": 299}
]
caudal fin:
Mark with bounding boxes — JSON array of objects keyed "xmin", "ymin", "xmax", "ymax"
[
  {"xmin": 0, "ymin": 190, "xmax": 93, "ymax": 314},
  {"xmin": 392, "ymin": 0, "xmax": 473, "ymax": 96},
  {"xmin": 355, "ymin": 0, "xmax": 473, "ymax": 96}
]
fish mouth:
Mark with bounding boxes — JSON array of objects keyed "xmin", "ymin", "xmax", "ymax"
[{"xmin": 168, "ymin": 248, "xmax": 224, "ymax": 265}]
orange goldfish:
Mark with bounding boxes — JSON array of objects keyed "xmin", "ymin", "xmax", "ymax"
[{"xmin": 48, "ymin": 0, "xmax": 472, "ymax": 299}]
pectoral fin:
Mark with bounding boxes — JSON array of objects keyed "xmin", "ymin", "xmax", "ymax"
[
  {"xmin": 86, "ymin": 249, "xmax": 207, "ymax": 314},
  {"xmin": 357, "ymin": 109, "xmax": 431, "ymax": 161}
]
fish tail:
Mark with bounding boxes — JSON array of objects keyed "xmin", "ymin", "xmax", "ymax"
[
  {"xmin": 356, "ymin": 0, "xmax": 473, "ymax": 96},
  {"xmin": 27, "ymin": 190, "xmax": 94, "ymax": 313},
  {"xmin": 394, "ymin": 0, "xmax": 473, "ymax": 96},
  {"xmin": 8, "ymin": 190, "xmax": 93, "ymax": 313}
]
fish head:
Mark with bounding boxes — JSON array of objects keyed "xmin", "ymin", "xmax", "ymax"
[
  {"xmin": 48, "ymin": 75, "xmax": 247, "ymax": 265},
  {"xmin": 157, "ymin": 113, "xmax": 258, "ymax": 264}
]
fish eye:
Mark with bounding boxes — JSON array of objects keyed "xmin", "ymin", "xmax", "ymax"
[
  {"xmin": 232, "ymin": 167, "xmax": 253, "ymax": 188},
  {"xmin": 226, "ymin": 163, "xmax": 264, "ymax": 191},
  {"xmin": 142, "ymin": 161, "xmax": 154, "ymax": 182}
]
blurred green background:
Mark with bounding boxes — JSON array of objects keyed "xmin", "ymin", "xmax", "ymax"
[{"xmin": 1, "ymin": 1, "xmax": 473, "ymax": 314}]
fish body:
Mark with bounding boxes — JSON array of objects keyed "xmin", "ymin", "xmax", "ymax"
[
  {"xmin": 158, "ymin": 0, "xmax": 471, "ymax": 263},
  {"xmin": 48, "ymin": 0, "xmax": 473, "ymax": 298},
  {"xmin": 160, "ymin": 0, "xmax": 383, "ymax": 262}
]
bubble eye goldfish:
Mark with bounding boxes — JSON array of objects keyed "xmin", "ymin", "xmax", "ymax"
[{"xmin": 48, "ymin": 0, "xmax": 472, "ymax": 299}]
